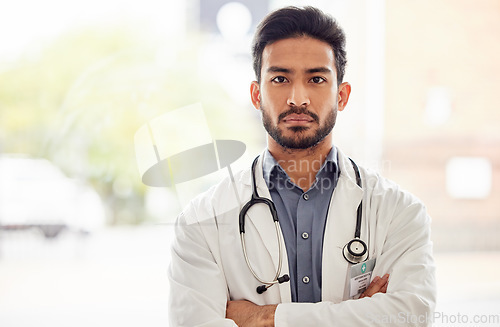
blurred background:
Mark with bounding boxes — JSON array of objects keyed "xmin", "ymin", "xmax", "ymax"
[{"xmin": 0, "ymin": 0, "xmax": 499, "ymax": 326}]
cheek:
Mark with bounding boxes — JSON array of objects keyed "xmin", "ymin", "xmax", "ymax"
[
  {"xmin": 311, "ymin": 85, "xmax": 336, "ymax": 100},
  {"xmin": 313, "ymin": 93, "xmax": 336, "ymax": 109},
  {"xmin": 261, "ymin": 84, "xmax": 289, "ymax": 102},
  {"xmin": 328, "ymin": 90, "xmax": 340, "ymax": 106}
]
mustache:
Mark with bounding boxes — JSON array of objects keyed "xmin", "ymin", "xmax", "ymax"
[{"xmin": 278, "ymin": 106, "xmax": 320, "ymax": 123}]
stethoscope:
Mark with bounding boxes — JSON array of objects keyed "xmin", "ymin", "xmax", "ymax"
[{"xmin": 239, "ymin": 155, "xmax": 368, "ymax": 294}]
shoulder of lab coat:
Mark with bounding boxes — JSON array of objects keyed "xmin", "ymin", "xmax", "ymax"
[
  {"xmin": 167, "ymin": 157, "xmax": 256, "ymax": 327},
  {"xmin": 275, "ymin": 148, "xmax": 436, "ymax": 326},
  {"xmin": 168, "ymin": 148, "xmax": 437, "ymax": 327}
]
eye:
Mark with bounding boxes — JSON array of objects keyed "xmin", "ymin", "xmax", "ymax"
[
  {"xmin": 310, "ymin": 76, "xmax": 326, "ymax": 84},
  {"xmin": 271, "ymin": 76, "xmax": 288, "ymax": 83}
]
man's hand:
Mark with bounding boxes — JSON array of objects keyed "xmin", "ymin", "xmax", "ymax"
[
  {"xmin": 226, "ymin": 300, "xmax": 277, "ymax": 327},
  {"xmin": 360, "ymin": 273, "xmax": 389, "ymax": 299},
  {"xmin": 226, "ymin": 274, "xmax": 388, "ymax": 325}
]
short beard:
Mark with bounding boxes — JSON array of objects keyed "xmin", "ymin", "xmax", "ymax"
[{"xmin": 261, "ymin": 104, "xmax": 337, "ymax": 150}]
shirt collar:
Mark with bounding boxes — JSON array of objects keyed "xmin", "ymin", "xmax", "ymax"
[{"xmin": 262, "ymin": 146, "xmax": 338, "ymax": 185}]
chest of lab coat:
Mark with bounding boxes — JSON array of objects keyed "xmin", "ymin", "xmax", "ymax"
[{"xmin": 169, "ymin": 148, "xmax": 436, "ymax": 326}]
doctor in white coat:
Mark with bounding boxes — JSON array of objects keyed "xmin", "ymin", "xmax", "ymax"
[{"xmin": 168, "ymin": 6, "xmax": 436, "ymax": 327}]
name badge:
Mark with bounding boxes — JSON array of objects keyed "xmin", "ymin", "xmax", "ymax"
[{"xmin": 349, "ymin": 258, "xmax": 376, "ymax": 298}]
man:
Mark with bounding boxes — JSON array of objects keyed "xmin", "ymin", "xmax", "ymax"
[{"xmin": 168, "ymin": 6, "xmax": 436, "ymax": 326}]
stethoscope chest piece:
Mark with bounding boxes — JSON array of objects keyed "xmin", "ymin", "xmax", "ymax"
[
  {"xmin": 342, "ymin": 158, "xmax": 369, "ymax": 265},
  {"xmin": 342, "ymin": 238, "xmax": 368, "ymax": 264},
  {"xmin": 241, "ymin": 155, "xmax": 369, "ymax": 293}
]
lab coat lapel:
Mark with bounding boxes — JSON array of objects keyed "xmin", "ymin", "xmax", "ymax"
[
  {"xmin": 322, "ymin": 150, "xmax": 363, "ymax": 303},
  {"xmin": 239, "ymin": 154, "xmax": 291, "ymax": 303}
]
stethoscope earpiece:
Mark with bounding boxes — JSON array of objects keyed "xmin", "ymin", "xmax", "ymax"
[
  {"xmin": 240, "ymin": 156, "xmax": 289, "ymax": 294},
  {"xmin": 256, "ymin": 274, "xmax": 290, "ymax": 294}
]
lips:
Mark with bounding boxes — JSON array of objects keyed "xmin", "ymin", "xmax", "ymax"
[
  {"xmin": 277, "ymin": 106, "xmax": 320, "ymax": 124},
  {"xmin": 282, "ymin": 114, "xmax": 315, "ymax": 124}
]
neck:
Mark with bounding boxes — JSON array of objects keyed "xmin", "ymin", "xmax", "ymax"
[{"xmin": 267, "ymin": 135, "xmax": 333, "ymax": 191}]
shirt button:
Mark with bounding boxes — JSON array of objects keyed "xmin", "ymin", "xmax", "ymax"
[
  {"xmin": 303, "ymin": 193, "xmax": 309, "ymax": 200},
  {"xmin": 301, "ymin": 232, "xmax": 309, "ymax": 239},
  {"xmin": 302, "ymin": 276, "xmax": 310, "ymax": 284}
]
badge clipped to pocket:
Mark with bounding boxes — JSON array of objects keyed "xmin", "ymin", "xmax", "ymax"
[{"xmin": 349, "ymin": 258, "xmax": 376, "ymax": 299}]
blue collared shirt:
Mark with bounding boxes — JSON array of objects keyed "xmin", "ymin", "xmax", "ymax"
[{"xmin": 262, "ymin": 148, "xmax": 339, "ymax": 303}]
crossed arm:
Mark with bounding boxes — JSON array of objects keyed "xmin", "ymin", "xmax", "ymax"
[
  {"xmin": 226, "ymin": 274, "xmax": 390, "ymax": 327},
  {"xmin": 169, "ymin": 192, "xmax": 436, "ymax": 326}
]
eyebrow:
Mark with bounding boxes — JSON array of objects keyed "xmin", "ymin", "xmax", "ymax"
[
  {"xmin": 306, "ymin": 67, "xmax": 333, "ymax": 74},
  {"xmin": 266, "ymin": 66, "xmax": 333, "ymax": 74},
  {"xmin": 267, "ymin": 66, "xmax": 291, "ymax": 74}
]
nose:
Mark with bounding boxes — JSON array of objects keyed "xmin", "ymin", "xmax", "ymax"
[{"xmin": 287, "ymin": 83, "xmax": 310, "ymax": 107}]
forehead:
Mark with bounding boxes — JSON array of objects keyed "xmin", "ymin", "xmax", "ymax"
[{"xmin": 261, "ymin": 36, "xmax": 336, "ymax": 72}]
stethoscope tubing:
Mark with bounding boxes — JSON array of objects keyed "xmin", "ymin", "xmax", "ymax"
[
  {"xmin": 239, "ymin": 157, "xmax": 285, "ymax": 288},
  {"xmin": 240, "ymin": 221, "xmax": 284, "ymax": 285},
  {"xmin": 239, "ymin": 155, "xmax": 368, "ymax": 293},
  {"xmin": 349, "ymin": 157, "xmax": 363, "ymax": 239}
]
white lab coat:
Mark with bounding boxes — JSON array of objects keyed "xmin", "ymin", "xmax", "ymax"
[{"xmin": 168, "ymin": 148, "xmax": 436, "ymax": 326}]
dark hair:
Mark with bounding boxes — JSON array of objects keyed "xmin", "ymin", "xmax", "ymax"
[{"xmin": 252, "ymin": 6, "xmax": 347, "ymax": 86}]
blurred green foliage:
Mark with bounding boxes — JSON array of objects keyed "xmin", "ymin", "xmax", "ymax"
[{"xmin": 0, "ymin": 25, "xmax": 256, "ymax": 224}]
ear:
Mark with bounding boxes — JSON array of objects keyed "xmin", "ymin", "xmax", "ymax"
[
  {"xmin": 250, "ymin": 81, "xmax": 261, "ymax": 110},
  {"xmin": 337, "ymin": 82, "xmax": 351, "ymax": 112}
]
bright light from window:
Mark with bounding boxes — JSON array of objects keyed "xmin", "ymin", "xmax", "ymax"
[
  {"xmin": 425, "ymin": 86, "xmax": 452, "ymax": 126},
  {"xmin": 446, "ymin": 156, "xmax": 492, "ymax": 199},
  {"xmin": 216, "ymin": 2, "xmax": 252, "ymax": 41}
]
